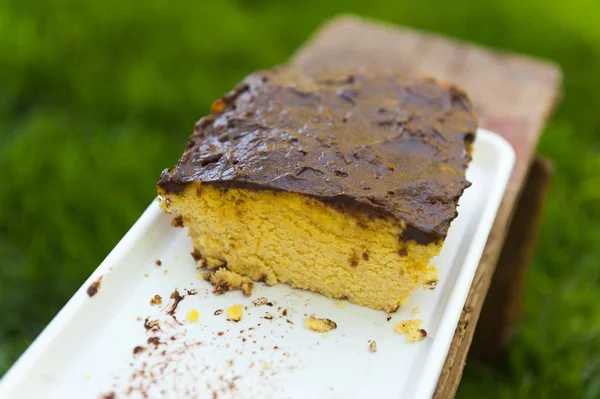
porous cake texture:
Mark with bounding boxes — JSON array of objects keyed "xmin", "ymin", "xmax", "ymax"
[{"xmin": 157, "ymin": 66, "xmax": 477, "ymax": 312}]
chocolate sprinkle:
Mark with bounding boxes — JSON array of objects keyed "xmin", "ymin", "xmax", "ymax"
[
  {"xmin": 86, "ymin": 275, "xmax": 103, "ymax": 297},
  {"xmin": 167, "ymin": 290, "xmax": 184, "ymax": 316}
]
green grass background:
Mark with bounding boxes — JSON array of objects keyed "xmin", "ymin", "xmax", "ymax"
[{"xmin": 1, "ymin": 0, "xmax": 600, "ymax": 397}]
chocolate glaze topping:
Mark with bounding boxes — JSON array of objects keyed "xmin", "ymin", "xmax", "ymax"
[{"xmin": 158, "ymin": 66, "xmax": 477, "ymax": 244}]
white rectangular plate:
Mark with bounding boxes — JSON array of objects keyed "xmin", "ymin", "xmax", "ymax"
[{"xmin": 0, "ymin": 129, "xmax": 514, "ymax": 399}]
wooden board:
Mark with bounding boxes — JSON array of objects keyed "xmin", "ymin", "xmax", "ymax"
[
  {"xmin": 291, "ymin": 15, "xmax": 562, "ymax": 398},
  {"xmin": 470, "ymin": 156, "xmax": 554, "ymax": 362}
]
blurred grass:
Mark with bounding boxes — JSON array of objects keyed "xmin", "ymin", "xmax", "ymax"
[{"xmin": 1, "ymin": 0, "xmax": 599, "ymax": 397}]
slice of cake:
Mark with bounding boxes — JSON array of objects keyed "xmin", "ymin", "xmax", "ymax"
[{"xmin": 157, "ymin": 66, "xmax": 477, "ymax": 312}]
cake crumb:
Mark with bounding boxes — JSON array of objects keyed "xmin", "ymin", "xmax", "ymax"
[
  {"xmin": 335, "ymin": 300, "xmax": 345, "ymax": 309},
  {"xmin": 227, "ymin": 304, "xmax": 243, "ymax": 322},
  {"xmin": 155, "ymin": 259, "xmax": 162, "ymax": 266},
  {"xmin": 263, "ymin": 363, "xmax": 271, "ymax": 370},
  {"xmin": 204, "ymin": 268, "xmax": 254, "ymax": 296},
  {"xmin": 163, "ymin": 269, "xmax": 168, "ymax": 275},
  {"xmin": 422, "ymin": 266, "xmax": 439, "ymax": 290},
  {"xmin": 86, "ymin": 275, "xmax": 103, "ymax": 297},
  {"xmin": 83, "ymin": 374, "xmax": 91, "ymax": 382},
  {"xmin": 263, "ymin": 313, "xmax": 274, "ymax": 320},
  {"xmin": 304, "ymin": 316, "xmax": 337, "ymax": 332},
  {"xmin": 395, "ymin": 319, "xmax": 427, "ymax": 342},
  {"xmin": 144, "ymin": 273, "xmax": 150, "ymax": 278},
  {"xmin": 412, "ymin": 306, "xmax": 421, "ymax": 314},
  {"xmin": 197, "ymin": 272, "xmax": 204, "ymax": 280},
  {"xmin": 252, "ymin": 297, "xmax": 270, "ymax": 307},
  {"xmin": 369, "ymin": 341, "xmax": 377, "ymax": 353},
  {"xmin": 187, "ymin": 309, "xmax": 199, "ymax": 323},
  {"xmin": 150, "ymin": 295, "xmax": 162, "ymax": 306}
]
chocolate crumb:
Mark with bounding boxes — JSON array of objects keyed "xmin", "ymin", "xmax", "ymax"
[
  {"xmin": 387, "ymin": 316, "xmax": 392, "ymax": 322},
  {"xmin": 171, "ymin": 215, "xmax": 184, "ymax": 228},
  {"xmin": 362, "ymin": 252, "xmax": 369, "ymax": 260},
  {"xmin": 133, "ymin": 346, "xmax": 146, "ymax": 355},
  {"xmin": 282, "ymin": 309, "xmax": 288, "ymax": 316},
  {"xmin": 155, "ymin": 259, "xmax": 162, "ymax": 266},
  {"xmin": 191, "ymin": 250, "xmax": 203, "ymax": 262},
  {"xmin": 273, "ymin": 346, "xmax": 279, "ymax": 350},
  {"xmin": 286, "ymin": 319, "xmax": 294, "ymax": 325},
  {"xmin": 167, "ymin": 289, "xmax": 184, "ymax": 316},
  {"xmin": 218, "ymin": 332, "xmax": 224, "ymax": 336},
  {"xmin": 185, "ymin": 289, "xmax": 198, "ymax": 296},
  {"xmin": 398, "ymin": 247, "xmax": 408, "ymax": 257},
  {"xmin": 147, "ymin": 336, "xmax": 162, "ymax": 347},
  {"xmin": 86, "ymin": 275, "xmax": 103, "ymax": 297},
  {"xmin": 214, "ymin": 309, "xmax": 224, "ymax": 316},
  {"xmin": 144, "ymin": 318, "xmax": 160, "ymax": 331},
  {"xmin": 102, "ymin": 392, "xmax": 116, "ymax": 399}
]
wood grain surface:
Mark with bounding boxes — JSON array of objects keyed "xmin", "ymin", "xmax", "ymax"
[
  {"xmin": 291, "ymin": 15, "xmax": 562, "ymax": 398},
  {"xmin": 470, "ymin": 157, "xmax": 554, "ymax": 362}
]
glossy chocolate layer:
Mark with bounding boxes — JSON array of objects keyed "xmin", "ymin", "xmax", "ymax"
[{"xmin": 158, "ymin": 67, "xmax": 477, "ymax": 243}]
